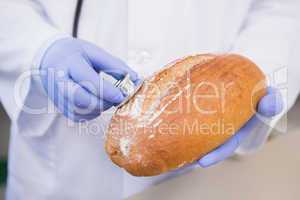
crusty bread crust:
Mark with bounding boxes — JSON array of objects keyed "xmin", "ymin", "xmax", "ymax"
[{"xmin": 105, "ymin": 54, "xmax": 266, "ymax": 176}]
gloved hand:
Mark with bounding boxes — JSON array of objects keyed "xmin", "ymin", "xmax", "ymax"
[
  {"xmin": 198, "ymin": 87, "xmax": 283, "ymax": 167},
  {"xmin": 40, "ymin": 38, "xmax": 140, "ymax": 122}
]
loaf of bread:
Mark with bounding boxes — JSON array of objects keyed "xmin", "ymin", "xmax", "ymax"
[{"xmin": 105, "ymin": 54, "xmax": 266, "ymax": 176}]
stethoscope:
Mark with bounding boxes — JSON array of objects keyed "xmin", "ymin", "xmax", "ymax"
[
  {"xmin": 72, "ymin": 0, "xmax": 142, "ymax": 105},
  {"xmin": 73, "ymin": 0, "xmax": 83, "ymax": 38}
]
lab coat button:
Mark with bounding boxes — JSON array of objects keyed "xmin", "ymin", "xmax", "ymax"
[
  {"xmin": 129, "ymin": 50, "xmax": 152, "ymax": 64},
  {"xmin": 138, "ymin": 50, "xmax": 151, "ymax": 64}
]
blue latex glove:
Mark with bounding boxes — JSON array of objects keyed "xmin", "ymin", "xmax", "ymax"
[
  {"xmin": 40, "ymin": 38, "xmax": 140, "ymax": 122},
  {"xmin": 198, "ymin": 87, "xmax": 283, "ymax": 167}
]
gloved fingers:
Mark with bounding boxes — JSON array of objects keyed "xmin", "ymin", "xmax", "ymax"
[
  {"xmin": 49, "ymin": 84, "xmax": 85, "ymax": 122},
  {"xmin": 70, "ymin": 99, "xmax": 113, "ymax": 117},
  {"xmin": 59, "ymin": 95, "xmax": 102, "ymax": 122},
  {"xmin": 55, "ymin": 76, "xmax": 114, "ymax": 114},
  {"xmin": 79, "ymin": 40, "xmax": 139, "ymax": 82},
  {"xmin": 44, "ymin": 61, "xmax": 115, "ymax": 121},
  {"xmin": 233, "ymin": 116, "xmax": 259, "ymax": 142},
  {"xmin": 67, "ymin": 107, "xmax": 102, "ymax": 122},
  {"xmin": 257, "ymin": 87, "xmax": 283, "ymax": 117},
  {"xmin": 197, "ymin": 87, "xmax": 282, "ymax": 168},
  {"xmin": 67, "ymin": 55, "xmax": 125, "ymax": 104},
  {"xmin": 198, "ymin": 116, "xmax": 259, "ymax": 168},
  {"xmin": 71, "ymin": 113, "xmax": 101, "ymax": 122},
  {"xmin": 67, "ymin": 99, "xmax": 115, "ymax": 122},
  {"xmin": 133, "ymin": 78, "xmax": 144, "ymax": 86},
  {"xmin": 56, "ymin": 77, "xmax": 95, "ymax": 111},
  {"xmin": 198, "ymin": 135, "xmax": 238, "ymax": 168},
  {"xmin": 56, "ymin": 86, "xmax": 111, "ymax": 122},
  {"xmin": 40, "ymin": 63, "xmax": 69, "ymax": 98}
]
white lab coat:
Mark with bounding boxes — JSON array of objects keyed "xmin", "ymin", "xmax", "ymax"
[{"xmin": 0, "ymin": 0, "xmax": 300, "ymax": 199}]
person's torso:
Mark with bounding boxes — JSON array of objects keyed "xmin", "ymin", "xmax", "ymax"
[{"xmin": 7, "ymin": 0, "xmax": 254, "ymax": 199}]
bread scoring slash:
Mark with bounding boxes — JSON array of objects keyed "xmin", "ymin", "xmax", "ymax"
[{"xmin": 105, "ymin": 54, "xmax": 266, "ymax": 176}]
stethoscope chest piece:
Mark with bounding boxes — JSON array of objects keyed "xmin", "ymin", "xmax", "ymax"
[{"xmin": 114, "ymin": 74, "xmax": 144, "ymax": 108}]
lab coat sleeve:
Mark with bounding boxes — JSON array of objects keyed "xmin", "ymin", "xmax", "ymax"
[
  {"xmin": 230, "ymin": 0, "xmax": 300, "ymax": 154},
  {"xmin": 0, "ymin": 0, "xmax": 69, "ymax": 137}
]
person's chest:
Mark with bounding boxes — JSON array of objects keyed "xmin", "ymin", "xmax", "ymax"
[{"xmin": 43, "ymin": 0, "xmax": 253, "ymax": 76}]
